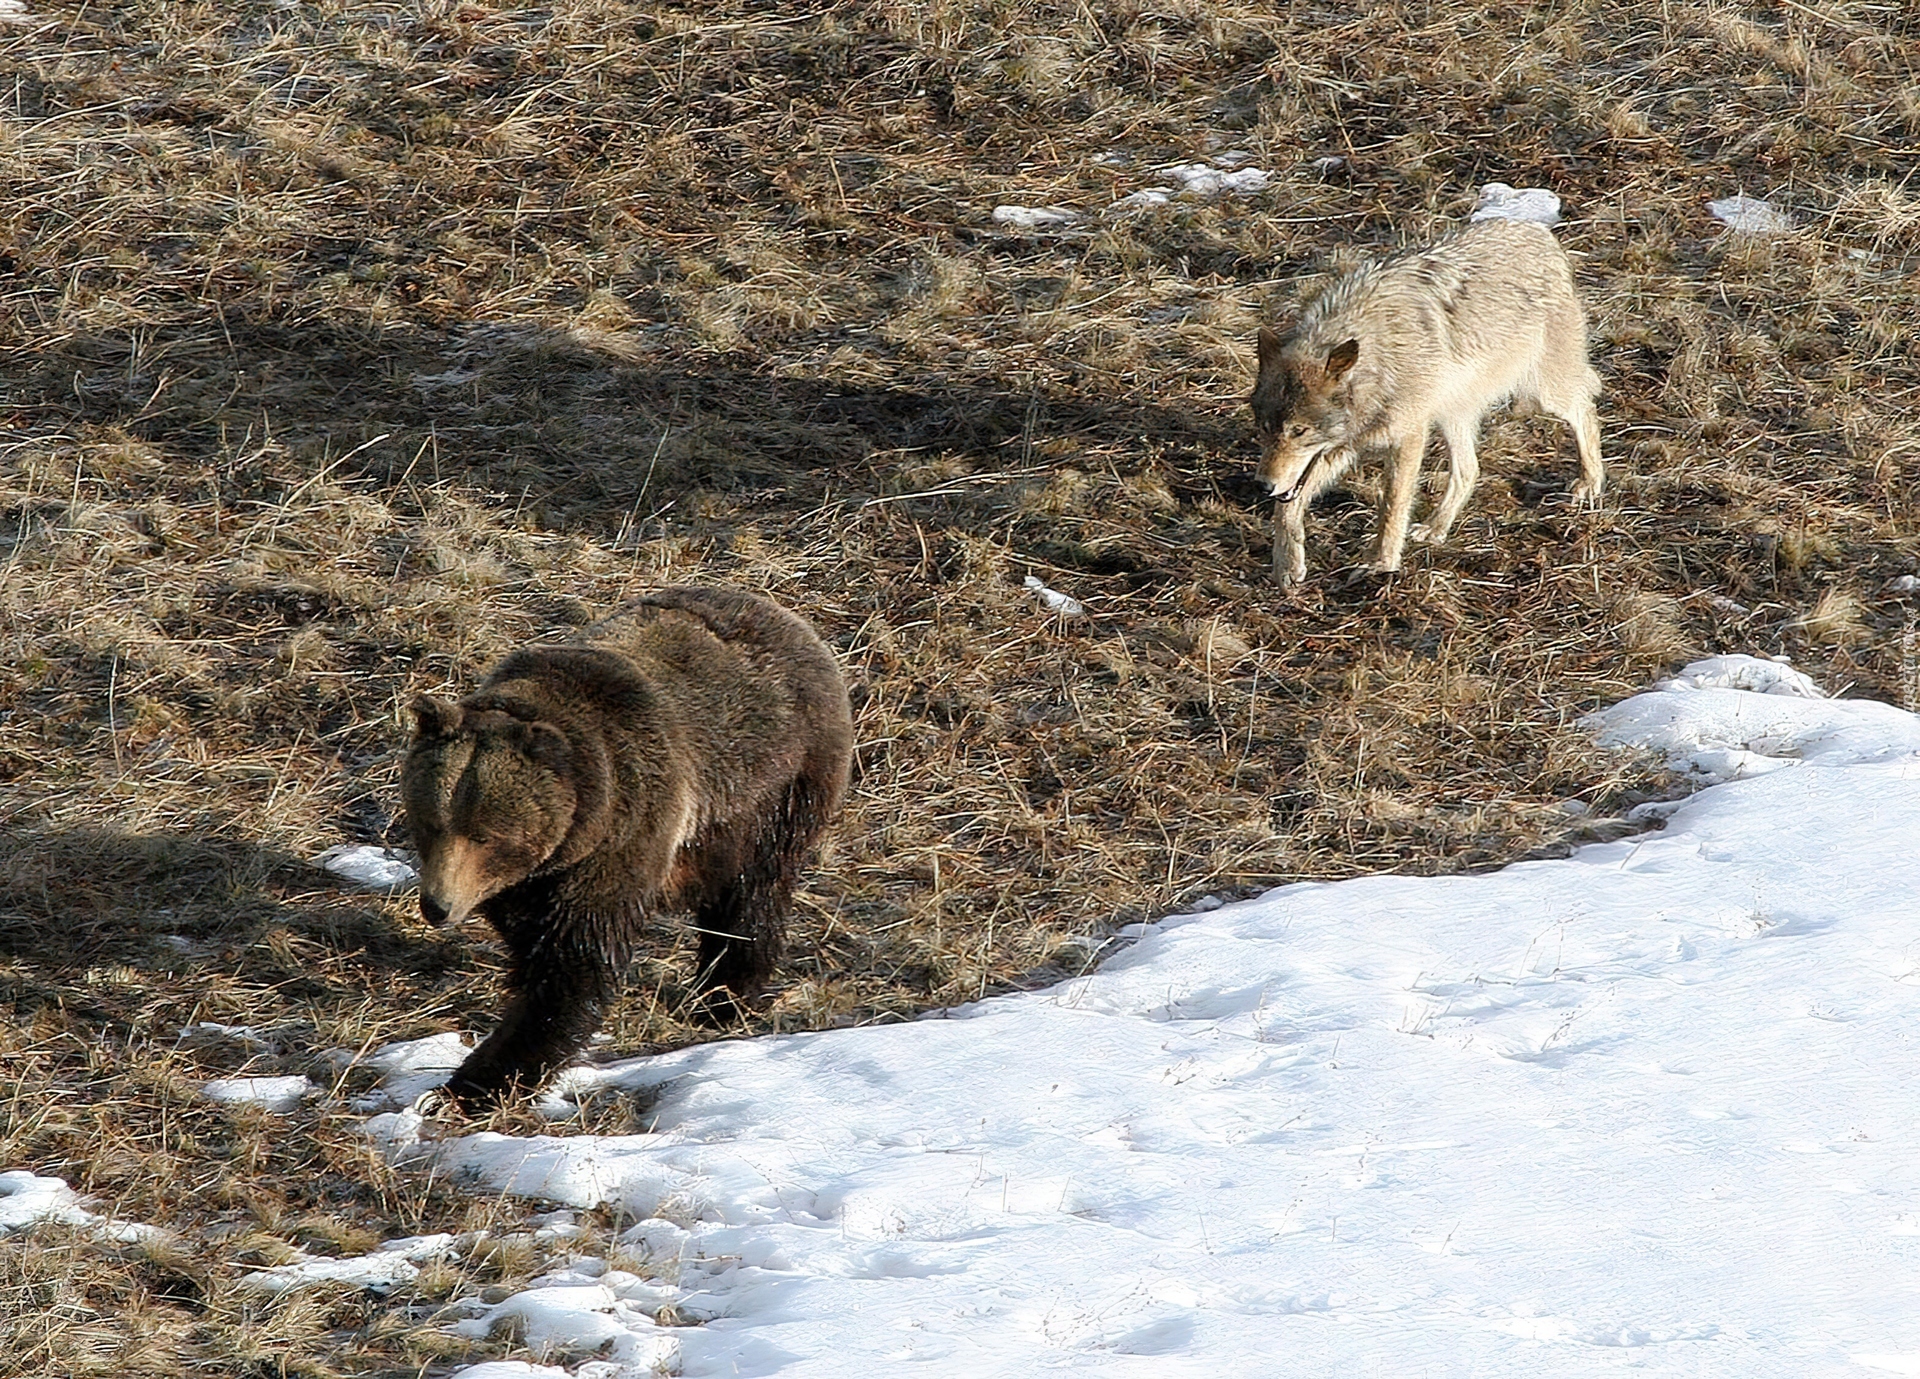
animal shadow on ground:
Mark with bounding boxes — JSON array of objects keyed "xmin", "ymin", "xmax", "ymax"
[
  {"xmin": 0, "ymin": 823, "xmax": 459, "ymax": 1040},
  {"xmin": 18, "ymin": 314, "xmax": 1254, "ymax": 526}
]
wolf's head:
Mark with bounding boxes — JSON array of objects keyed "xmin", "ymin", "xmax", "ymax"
[
  {"xmin": 401, "ymin": 697, "xmax": 578, "ymax": 927},
  {"xmin": 1250, "ymin": 329, "xmax": 1360, "ymax": 502}
]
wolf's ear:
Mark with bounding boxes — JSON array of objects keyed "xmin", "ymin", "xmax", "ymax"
[
  {"xmin": 410, "ymin": 695, "xmax": 463, "ymax": 739},
  {"xmin": 1256, "ymin": 327, "xmax": 1284, "ymax": 366},
  {"xmin": 1324, "ymin": 337, "xmax": 1360, "ymax": 382}
]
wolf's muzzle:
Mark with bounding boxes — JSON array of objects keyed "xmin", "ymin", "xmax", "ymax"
[{"xmin": 1268, "ymin": 467, "xmax": 1314, "ymax": 505}]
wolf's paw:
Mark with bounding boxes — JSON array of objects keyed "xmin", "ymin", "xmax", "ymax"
[
  {"xmin": 1268, "ymin": 554, "xmax": 1307, "ymax": 588},
  {"xmin": 1570, "ymin": 481, "xmax": 1604, "ymax": 510},
  {"xmin": 1344, "ymin": 564, "xmax": 1396, "ymax": 592},
  {"xmin": 1408, "ymin": 522, "xmax": 1435, "ymax": 544}
]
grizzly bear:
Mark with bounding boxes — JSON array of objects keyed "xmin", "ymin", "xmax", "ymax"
[{"xmin": 402, "ymin": 586, "xmax": 853, "ymax": 1109}]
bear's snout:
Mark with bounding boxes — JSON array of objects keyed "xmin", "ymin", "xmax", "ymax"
[{"xmin": 419, "ymin": 893, "xmax": 450, "ymax": 926}]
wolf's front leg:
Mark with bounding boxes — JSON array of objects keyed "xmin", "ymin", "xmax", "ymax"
[
  {"xmin": 1370, "ymin": 434, "xmax": 1427, "ymax": 572},
  {"xmin": 1411, "ymin": 419, "xmax": 1481, "ymax": 544},
  {"xmin": 1271, "ymin": 499, "xmax": 1309, "ymax": 587}
]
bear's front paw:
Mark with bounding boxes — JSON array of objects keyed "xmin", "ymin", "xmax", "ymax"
[
  {"xmin": 412, "ymin": 1085, "xmax": 464, "ymax": 1118},
  {"xmin": 442, "ymin": 1063, "xmax": 517, "ymax": 1114}
]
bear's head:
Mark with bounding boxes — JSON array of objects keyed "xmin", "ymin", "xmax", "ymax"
[{"xmin": 402, "ymin": 696, "xmax": 578, "ymax": 927}]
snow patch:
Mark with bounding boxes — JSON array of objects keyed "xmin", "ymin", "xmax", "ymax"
[
  {"xmin": 356, "ymin": 652, "xmax": 1920, "ymax": 1375},
  {"xmin": 202, "ymin": 1075, "xmax": 314, "ymax": 1112},
  {"xmin": 362, "ymin": 1107, "xmax": 429, "ymax": 1154},
  {"xmin": 314, "ymin": 843, "xmax": 418, "ymax": 891},
  {"xmin": 365, "ymin": 1030, "xmax": 474, "ymax": 1076},
  {"xmin": 445, "ymin": 1267, "xmax": 681, "ymax": 1370},
  {"xmin": 239, "ymin": 1233, "xmax": 458, "ymax": 1295},
  {"xmin": 1023, "ymin": 574, "xmax": 1085, "ymax": 618},
  {"xmin": 1709, "ymin": 193, "xmax": 1795, "ymax": 234},
  {"xmin": 992, "ymin": 205, "xmax": 1079, "ymax": 230},
  {"xmin": 1471, "ymin": 183, "xmax": 1562, "ymax": 226},
  {"xmin": 0, "ymin": 1171, "xmax": 161, "ymax": 1243},
  {"xmin": 1656, "ymin": 653, "xmax": 1824, "ymax": 699},
  {"xmin": 354, "ymin": 1031, "xmax": 474, "ymax": 1110},
  {"xmin": 1157, "ymin": 162, "xmax": 1271, "ymax": 196},
  {"xmin": 1113, "ymin": 158, "xmax": 1272, "ymax": 209},
  {"xmin": 1584, "ymin": 653, "xmax": 1920, "ymax": 780}
]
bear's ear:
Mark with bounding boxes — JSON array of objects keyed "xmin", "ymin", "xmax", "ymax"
[
  {"xmin": 410, "ymin": 695, "xmax": 463, "ymax": 739},
  {"xmin": 515, "ymin": 720, "xmax": 572, "ymax": 773}
]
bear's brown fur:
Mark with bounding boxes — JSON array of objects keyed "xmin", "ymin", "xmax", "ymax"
[{"xmin": 402, "ymin": 586, "xmax": 853, "ymax": 1108}]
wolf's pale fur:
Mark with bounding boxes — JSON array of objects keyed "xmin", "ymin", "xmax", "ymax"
[{"xmin": 1249, "ymin": 218, "xmax": 1604, "ymax": 587}]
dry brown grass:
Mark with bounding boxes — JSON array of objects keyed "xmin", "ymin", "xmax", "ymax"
[{"xmin": 4, "ymin": 0, "xmax": 1918, "ymax": 1371}]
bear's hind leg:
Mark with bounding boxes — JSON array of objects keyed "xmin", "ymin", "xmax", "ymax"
[
  {"xmin": 686, "ymin": 774, "xmax": 835, "ymax": 1023},
  {"xmin": 687, "ymin": 840, "xmax": 795, "ymax": 1023}
]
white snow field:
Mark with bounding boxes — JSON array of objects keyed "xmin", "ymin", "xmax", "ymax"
[{"xmin": 345, "ymin": 654, "xmax": 1920, "ymax": 1377}]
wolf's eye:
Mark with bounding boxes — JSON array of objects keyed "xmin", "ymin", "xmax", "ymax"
[{"xmin": 1287, "ymin": 424, "xmax": 1308, "ymax": 440}]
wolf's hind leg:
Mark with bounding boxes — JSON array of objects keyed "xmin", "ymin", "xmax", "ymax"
[
  {"xmin": 1541, "ymin": 344, "xmax": 1605, "ymax": 507},
  {"xmin": 1563, "ymin": 395, "xmax": 1605, "ymax": 507}
]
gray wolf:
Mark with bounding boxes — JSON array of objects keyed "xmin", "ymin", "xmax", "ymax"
[
  {"xmin": 1249, "ymin": 218, "xmax": 1604, "ymax": 586},
  {"xmin": 403, "ymin": 586, "xmax": 853, "ymax": 1108}
]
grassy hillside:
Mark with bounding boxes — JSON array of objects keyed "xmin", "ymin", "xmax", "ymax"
[{"xmin": 3, "ymin": 0, "xmax": 1916, "ymax": 1371}]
